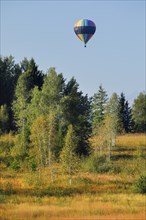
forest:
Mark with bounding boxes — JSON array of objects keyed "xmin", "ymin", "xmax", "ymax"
[{"xmin": 0, "ymin": 55, "xmax": 146, "ymax": 220}]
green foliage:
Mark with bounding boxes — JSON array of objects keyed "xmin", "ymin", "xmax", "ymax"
[
  {"xmin": 104, "ymin": 92, "xmax": 119, "ymax": 136},
  {"xmin": 0, "ymin": 56, "xmax": 21, "ymax": 131},
  {"xmin": 20, "ymin": 58, "xmax": 44, "ymax": 89},
  {"xmin": 82, "ymin": 154, "xmax": 112, "ymax": 173},
  {"xmin": 0, "ymin": 55, "xmax": 21, "ymax": 106},
  {"xmin": 10, "ymin": 130, "xmax": 29, "ymax": 162},
  {"xmin": 0, "ymin": 133, "xmax": 15, "ymax": 153},
  {"xmin": 10, "ymin": 159, "xmax": 21, "ymax": 171},
  {"xmin": 40, "ymin": 68, "xmax": 65, "ymax": 114},
  {"xmin": 30, "ymin": 111, "xmax": 57, "ymax": 168},
  {"xmin": 27, "ymin": 86, "xmax": 42, "ymax": 126},
  {"xmin": 61, "ymin": 77, "xmax": 91, "ymax": 155},
  {"xmin": 0, "ymin": 133, "xmax": 15, "ymax": 166},
  {"xmin": 132, "ymin": 92, "xmax": 146, "ymax": 132},
  {"xmin": 12, "ymin": 58, "xmax": 44, "ymax": 130},
  {"xmin": 118, "ymin": 93, "xmax": 133, "ymax": 133},
  {"xmin": 29, "ymin": 157, "xmax": 37, "ymax": 171},
  {"xmin": 0, "ymin": 104, "xmax": 9, "ymax": 133},
  {"xmin": 134, "ymin": 174, "xmax": 146, "ymax": 194},
  {"xmin": 60, "ymin": 124, "xmax": 80, "ymax": 184},
  {"xmin": 0, "ymin": 194, "xmax": 6, "ymax": 203},
  {"xmin": 91, "ymin": 85, "xmax": 108, "ymax": 133},
  {"xmin": 34, "ymin": 186, "xmax": 81, "ymax": 197},
  {"xmin": 1, "ymin": 55, "xmax": 146, "ymax": 193}
]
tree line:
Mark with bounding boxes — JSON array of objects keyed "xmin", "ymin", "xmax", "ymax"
[{"xmin": 0, "ymin": 55, "xmax": 145, "ymax": 181}]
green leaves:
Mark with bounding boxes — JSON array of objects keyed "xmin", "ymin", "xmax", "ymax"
[
  {"xmin": 134, "ymin": 174, "xmax": 146, "ymax": 194},
  {"xmin": 132, "ymin": 92, "xmax": 146, "ymax": 132},
  {"xmin": 60, "ymin": 125, "xmax": 80, "ymax": 184}
]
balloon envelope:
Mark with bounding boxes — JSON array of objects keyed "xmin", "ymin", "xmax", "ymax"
[{"xmin": 74, "ymin": 19, "xmax": 96, "ymax": 47}]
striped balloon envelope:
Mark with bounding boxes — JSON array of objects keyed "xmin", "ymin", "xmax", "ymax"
[{"xmin": 74, "ymin": 19, "xmax": 96, "ymax": 47}]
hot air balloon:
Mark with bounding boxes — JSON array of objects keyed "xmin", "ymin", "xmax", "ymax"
[{"xmin": 74, "ymin": 19, "xmax": 96, "ymax": 47}]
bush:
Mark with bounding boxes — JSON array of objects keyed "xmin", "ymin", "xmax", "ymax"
[
  {"xmin": 82, "ymin": 154, "xmax": 112, "ymax": 173},
  {"xmin": 0, "ymin": 133, "xmax": 15, "ymax": 154},
  {"xmin": 29, "ymin": 157, "xmax": 37, "ymax": 171},
  {"xmin": 134, "ymin": 174, "xmax": 146, "ymax": 194},
  {"xmin": 34, "ymin": 186, "xmax": 81, "ymax": 197},
  {"xmin": 10, "ymin": 159, "xmax": 20, "ymax": 171}
]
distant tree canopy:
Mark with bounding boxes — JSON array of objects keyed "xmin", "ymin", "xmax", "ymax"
[
  {"xmin": 0, "ymin": 55, "xmax": 145, "ymax": 161},
  {"xmin": 0, "ymin": 56, "xmax": 21, "ymax": 106},
  {"xmin": 132, "ymin": 92, "xmax": 146, "ymax": 132}
]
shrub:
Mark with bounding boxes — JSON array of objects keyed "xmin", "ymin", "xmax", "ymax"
[
  {"xmin": 34, "ymin": 186, "xmax": 81, "ymax": 197},
  {"xmin": 0, "ymin": 133, "xmax": 15, "ymax": 153},
  {"xmin": 134, "ymin": 174, "xmax": 146, "ymax": 194},
  {"xmin": 29, "ymin": 157, "xmax": 37, "ymax": 171},
  {"xmin": 82, "ymin": 154, "xmax": 112, "ymax": 173},
  {"xmin": 10, "ymin": 159, "xmax": 20, "ymax": 171}
]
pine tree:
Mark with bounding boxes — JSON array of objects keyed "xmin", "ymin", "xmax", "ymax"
[
  {"xmin": 124, "ymin": 101, "xmax": 133, "ymax": 133},
  {"xmin": 61, "ymin": 77, "xmax": 91, "ymax": 155},
  {"xmin": 91, "ymin": 85, "xmax": 108, "ymax": 134},
  {"xmin": 0, "ymin": 55, "xmax": 21, "ymax": 131},
  {"xmin": 20, "ymin": 58, "xmax": 44, "ymax": 89},
  {"xmin": 118, "ymin": 93, "xmax": 133, "ymax": 133}
]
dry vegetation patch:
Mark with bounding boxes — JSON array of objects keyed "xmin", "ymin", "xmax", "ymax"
[{"xmin": 0, "ymin": 134, "xmax": 146, "ymax": 219}]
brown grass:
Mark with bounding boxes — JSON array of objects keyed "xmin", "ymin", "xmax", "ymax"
[
  {"xmin": 0, "ymin": 194, "xmax": 145, "ymax": 220},
  {"xmin": 116, "ymin": 133, "xmax": 146, "ymax": 148},
  {"xmin": 0, "ymin": 134, "xmax": 146, "ymax": 220}
]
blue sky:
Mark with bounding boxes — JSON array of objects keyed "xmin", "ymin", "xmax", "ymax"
[{"xmin": 1, "ymin": 0, "xmax": 145, "ymax": 104}]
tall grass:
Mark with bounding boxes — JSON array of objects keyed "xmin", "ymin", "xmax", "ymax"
[
  {"xmin": 116, "ymin": 133, "xmax": 146, "ymax": 149},
  {"xmin": 0, "ymin": 133, "xmax": 146, "ymax": 219},
  {"xmin": 0, "ymin": 194, "xmax": 145, "ymax": 220}
]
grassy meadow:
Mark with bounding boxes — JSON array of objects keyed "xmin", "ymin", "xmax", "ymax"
[{"xmin": 0, "ymin": 134, "xmax": 146, "ymax": 220}]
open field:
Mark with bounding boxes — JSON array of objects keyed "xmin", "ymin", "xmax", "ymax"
[
  {"xmin": 0, "ymin": 171, "xmax": 146, "ymax": 220},
  {"xmin": 0, "ymin": 193, "xmax": 145, "ymax": 220},
  {"xmin": 0, "ymin": 134, "xmax": 146, "ymax": 220}
]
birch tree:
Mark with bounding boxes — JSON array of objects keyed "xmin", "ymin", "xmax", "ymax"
[
  {"xmin": 30, "ymin": 109, "xmax": 57, "ymax": 181},
  {"xmin": 60, "ymin": 124, "xmax": 79, "ymax": 185},
  {"xmin": 90, "ymin": 93, "xmax": 119, "ymax": 160}
]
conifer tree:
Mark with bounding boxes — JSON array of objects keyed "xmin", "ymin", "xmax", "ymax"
[
  {"xmin": 0, "ymin": 55, "xmax": 21, "ymax": 131},
  {"xmin": 118, "ymin": 93, "xmax": 133, "ymax": 133},
  {"xmin": 91, "ymin": 85, "xmax": 108, "ymax": 134},
  {"xmin": 61, "ymin": 77, "xmax": 91, "ymax": 155}
]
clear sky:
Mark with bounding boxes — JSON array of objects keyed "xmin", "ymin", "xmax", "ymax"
[{"xmin": 1, "ymin": 0, "xmax": 145, "ymax": 104}]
